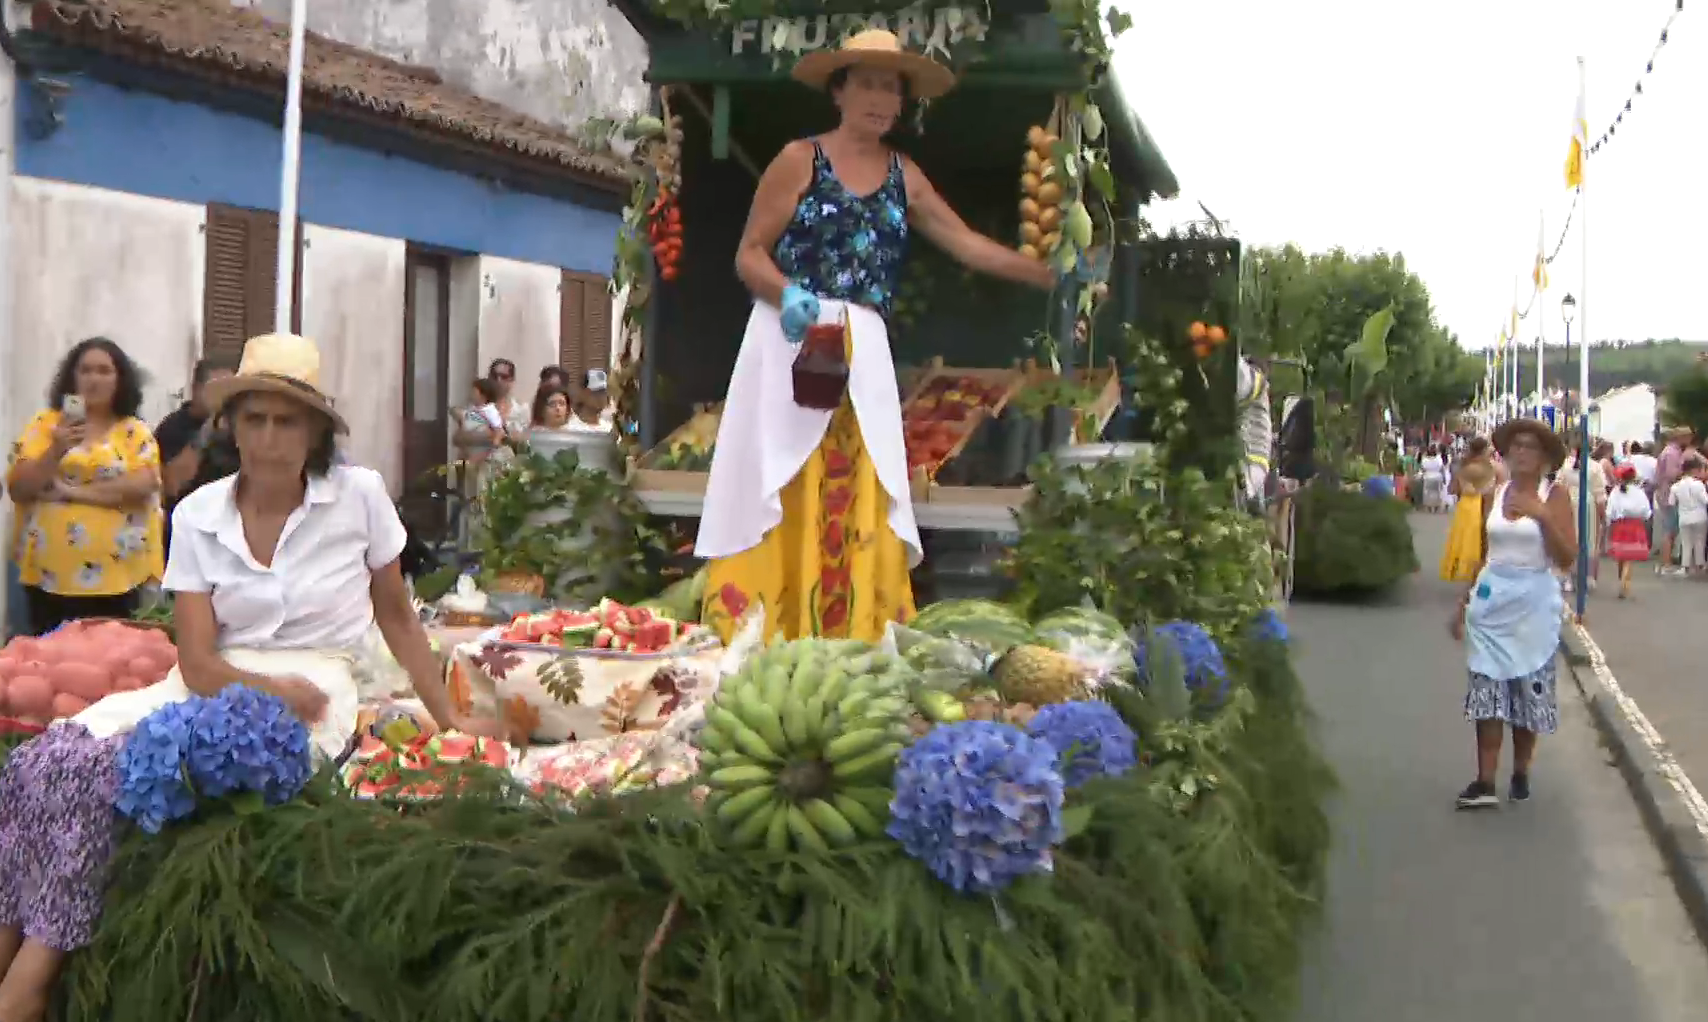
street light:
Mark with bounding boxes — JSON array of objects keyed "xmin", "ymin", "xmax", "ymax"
[{"xmin": 1562, "ymin": 292, "xmax": 1587, "ymax": 619}]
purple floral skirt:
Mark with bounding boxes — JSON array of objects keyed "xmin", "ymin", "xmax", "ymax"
[{"xmin": 0, "ymin": 721, "xmax": 124, "ymax": 951}]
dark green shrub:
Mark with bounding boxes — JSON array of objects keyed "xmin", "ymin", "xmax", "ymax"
[{"xmin": 1293, "ymin": 485, "xmax": 1417, "ymax": 596}]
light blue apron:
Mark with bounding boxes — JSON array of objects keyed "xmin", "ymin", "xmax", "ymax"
[{"xmin": 1465, "ymin": 561, "xmax": 1562, "ymax": 680}]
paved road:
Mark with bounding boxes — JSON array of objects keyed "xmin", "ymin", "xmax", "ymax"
[
  {"xmin": 1292, "ymin": 513, "xmax": 1708, "ymax": 1022},
  {"xmin": 1570, "ymin": 551, "xmax": 1708, "ymax": 798}
]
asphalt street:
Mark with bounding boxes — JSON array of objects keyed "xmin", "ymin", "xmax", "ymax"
[{"xmin": 1292, "ymin": 513, "xmax": 1708, "ymax": 1022}]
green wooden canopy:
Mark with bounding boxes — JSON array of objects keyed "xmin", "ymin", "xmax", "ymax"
[{"xmin": 607, "ymin": 0, "xmax": 1179, "ymax": 202}]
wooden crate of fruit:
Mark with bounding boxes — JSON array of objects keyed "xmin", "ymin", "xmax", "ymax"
[
  {"xmin": 627, "ymin": 402, "xmax": 723, "ymax": 495},
  {"xmin": 901, "ymin": 358, "xmax": 1025, "ymax": 485},
  {"xmin": 1019, "ymin": 358, "xmax": 1123, "ymax": 443}
]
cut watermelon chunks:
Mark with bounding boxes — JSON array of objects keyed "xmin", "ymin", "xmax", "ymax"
[
  {"xmin": 343, "ymin": 730, "xmax": 512, "ymax": 800},
  {"xmin": 498, "ymin": 599, "xmax": 697, "ymax": 654}
]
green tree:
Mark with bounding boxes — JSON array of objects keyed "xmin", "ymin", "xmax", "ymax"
[
  {"xmin": 1243, "ymin": 245, "xmax": 1474, "ymax": 462},
  {"xmin": 1662, "ymin": 367, "xmax": 1708, "ymax": 438}
]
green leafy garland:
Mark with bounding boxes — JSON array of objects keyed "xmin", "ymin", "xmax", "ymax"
[{"xmin": 37, "ymin": 631, "xmax": 1330, "ymax": 1022}]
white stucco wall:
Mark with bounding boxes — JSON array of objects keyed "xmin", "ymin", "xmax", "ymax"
[
  {"xmin": 235, "ymin": 0, "xmax": 649, "ymax": 130},
  {"xmin": 1596, "ymin": 385, "xmax": 1658, "ymax": 448},
  {"xmin": 477, "ymin": 256, "xmax": 561, "ymax": 410},
  {"xmin": 299, "ymin": 224, "xmax": 407, "ymax": 490},
  {"xmin": 8, "ymin": 178, "xmax": 204, "ymax": 441}
]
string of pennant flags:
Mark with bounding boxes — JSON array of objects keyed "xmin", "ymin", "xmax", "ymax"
[
  {"xmin": 1586, "ymin": 0, "xmax": 1685, "ymax": 157},
  {"xmin": 1486, "ymin": 0, "xmax": 1684, "ymax": 384}
]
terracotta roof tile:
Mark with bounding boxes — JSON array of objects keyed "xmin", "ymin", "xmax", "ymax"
[{"xmin": 31, "ymin": 0, "xmax": 633, "ymax": 190}]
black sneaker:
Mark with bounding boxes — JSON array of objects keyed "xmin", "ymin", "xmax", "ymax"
[
  {"xmin": 1509, "ymin": 774, "xmax": 1531, "ymax": 802},
  {"xmin": 1455, "ymin": 780, "xmax": 1499, "ymax": 809}
]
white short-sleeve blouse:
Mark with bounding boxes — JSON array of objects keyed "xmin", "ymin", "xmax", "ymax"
[{"xmin": 162, "ymin": 465, "xmax": 408, "ymax": 651}]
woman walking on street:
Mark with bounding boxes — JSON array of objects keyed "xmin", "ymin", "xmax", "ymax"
[
  {"xmin": 1606, "ymin": 464, "xmax": 1652, "ymax": 598},
  {"xmin": 1440, "ymin": 437, "xmax": 1496, "ymax": 583},
  {"xmin": 1419, "ymin": 444, "xmax": 1448, "ymax": 513},
  {"xmin": 1450, "ymin": 419, "xmax": 1576, "ymax": 809}
]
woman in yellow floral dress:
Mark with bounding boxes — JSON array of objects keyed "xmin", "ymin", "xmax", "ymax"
[
  {"xmin": 6, "ymin": 338, "xmax": 163, "ymax": 635},
  {"xmin": 695, "ymin": 30, "xmax": 1055, "ymax": 643}
]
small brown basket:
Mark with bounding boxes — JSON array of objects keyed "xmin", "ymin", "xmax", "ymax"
[
  {"xmin": 489, "ymin": 572, "xmax": 547, "ymax": 598},
  {"xmin": 792, "ymin": 316, "xmax": 850, "ymax": 411},
  {"xmin": 439, "ymin": 609, "xmax": 496, "ymax": 628}
]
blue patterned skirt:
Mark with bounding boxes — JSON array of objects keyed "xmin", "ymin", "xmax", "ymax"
[{"xmin": 1466, "ymin": 657, "xmax": 1559, "ymax": 735}]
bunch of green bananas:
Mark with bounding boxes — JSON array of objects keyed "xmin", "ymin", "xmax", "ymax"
[{"xmin": 696, "ymin": 639, "xmax": 917, "ymax": 853}]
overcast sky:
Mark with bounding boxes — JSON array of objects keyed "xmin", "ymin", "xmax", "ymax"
[{"xmin": 1114, "ymin": 0, "xmax": 1704, "ymax": 350}]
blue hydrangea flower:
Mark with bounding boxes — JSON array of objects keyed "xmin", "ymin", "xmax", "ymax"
[
  {"xmin": 1136, "ymin": 621, "xmax": 1229, "ymax": 703},
  {"xmin": 886, "ymin": 720, "xmax": 1065, "ymax": 894},
  {"xmin": 115, "ymin": 698, "xmax": 206, "ymax": 834},
  {"xmin": 187, "ymin": 685, "xmax": 313, "ymax": 805},
  {"xmin": 1248, "ymin": 608, "xmax": 1290, "ymax": 645},
  {"xmin": 1025, "ymin": 700, "xmax": 1139, "ymax": 788}
]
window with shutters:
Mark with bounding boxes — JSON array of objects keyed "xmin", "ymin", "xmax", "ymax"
[
  {"xmin": 558, "ymin": 270, "xmax": 611, "ymax": 383},
  {"xmin": 202, "ymin": 204, "xmax": 302, "ymax": 359}
]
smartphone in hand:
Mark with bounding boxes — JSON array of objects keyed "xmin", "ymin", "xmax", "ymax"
[{"xmin": 61, "ymin": 394, "xmax": 86, "ymax": 421}]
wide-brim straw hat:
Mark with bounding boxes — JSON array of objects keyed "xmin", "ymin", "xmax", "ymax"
[
  {"xmin": 203, "ymin": 333, "xmax": 348, "ymax": 434},
  {"xmin": 792, "ymin": 28, "xmax": 956, "ymax": 101},
  {"xmin": 1491, "ymin": 418, "xmax": 1566, "ymax": 470}
]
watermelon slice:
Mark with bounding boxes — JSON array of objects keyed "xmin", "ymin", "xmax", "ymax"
[{"xmin": 434, "ymin": 734, "xmax": 478, "ymax": 763}]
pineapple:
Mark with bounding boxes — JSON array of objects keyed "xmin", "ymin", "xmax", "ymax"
[{"xmin": 992, "ymin": 645, "xmax": 1086, "ymax": 706}]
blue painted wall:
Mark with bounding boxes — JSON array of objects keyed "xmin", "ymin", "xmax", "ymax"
[{"xmin": 16, "ymin": 79, "xmax": 620, "ymax": 276}]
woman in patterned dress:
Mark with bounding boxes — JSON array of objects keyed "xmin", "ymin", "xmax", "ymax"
[
  {"xmin": 5, "ymin": 338, "xmax": 163, "ymax": 635},
  {"xmin": 1448, "ymin": 419, "xmax": 1576, "ymax": 809},
  {"xmin": 696, "ymin": 29, "xmax": 1056, "ymax": 643}
]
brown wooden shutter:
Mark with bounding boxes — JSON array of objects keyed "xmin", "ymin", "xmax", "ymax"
[
  {"xmin": 202, "ymin": 206, "xmax": 252, "ymax": 360},
  {"xmin": 559, "ymin": 271, "xmax": 587, "ymax": 381},
  {"xmin": 583, "ymin": 277, "xmax": 611, "ymax": 375},
  {"xmin": 203, "ymin": 204, "xmax": 303, "ymax": 358},
  {"xmin": 558, "ymin": 270, "xmax": 611, "ymax": 382}
]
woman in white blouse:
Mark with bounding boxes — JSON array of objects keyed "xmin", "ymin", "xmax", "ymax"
[{"xmin": 0, "ymin": 334, "xmax": 501, "ymax": 1018}]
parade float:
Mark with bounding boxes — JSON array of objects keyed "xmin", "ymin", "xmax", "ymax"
[
  {"xmin": 2, "ymin": 375, "xmax": 1336, "ymax": 1022},
  {"xmin": 0, "ymin": 5, "xmax": 1335, "ymax": 1020}
]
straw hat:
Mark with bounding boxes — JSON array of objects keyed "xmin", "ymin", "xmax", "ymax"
[
  {"xmin": 1491, "ymin": 417, "xmax": 1566, "ymax": 470},
  {"xmin": 203, "ymin": 333, "xmax": 348, "ymax": 434},
  {"xmin": 792, "ymin": 28, "xmax": 956, "ymax": 100}
]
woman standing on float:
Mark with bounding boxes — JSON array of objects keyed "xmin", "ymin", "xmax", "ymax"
[{"xmin": 697, "ymin": 30, "xmax": 1056, "ymax": 642}]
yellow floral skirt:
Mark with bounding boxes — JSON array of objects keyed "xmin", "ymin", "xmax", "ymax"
[
  {"xmin": 1439, "ymin": 493, "xmax": 1484, "ymax": 583},
  {"xmin": 700, "ymin": 399, "xmax": 916, "ymax": 644}
]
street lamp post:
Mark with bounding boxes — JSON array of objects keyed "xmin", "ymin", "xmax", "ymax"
[{"xmin": 1562, "ymin": 293, "xmax": 1587, "ymax": 619}]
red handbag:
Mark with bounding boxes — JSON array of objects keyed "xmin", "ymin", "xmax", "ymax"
[{"xmin": 792, "ymin": 313, "xmax": 850, "ymax": 411}]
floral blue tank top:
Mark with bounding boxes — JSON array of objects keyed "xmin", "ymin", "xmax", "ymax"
[{"xmin": 773, "ymin": 140, "xmax": 909, "ymax": 318}]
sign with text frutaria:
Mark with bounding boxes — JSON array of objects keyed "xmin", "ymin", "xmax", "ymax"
[{"xmin": 730, "ymin": 6, "xmax": 988, "ymax": 59}]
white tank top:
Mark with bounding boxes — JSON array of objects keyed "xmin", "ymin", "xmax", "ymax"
[{"xmin": 1484, "ymin": 480, "xmax": 1552, "ymax": 570}]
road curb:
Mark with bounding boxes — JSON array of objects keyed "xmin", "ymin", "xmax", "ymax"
[{"xmin": 1560, "ymin": 624, "xmax": 1708, "ymax": 949}]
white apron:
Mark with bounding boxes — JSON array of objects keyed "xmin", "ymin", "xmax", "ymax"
[
  {"xmin": 72, "ymin": 648, "xmax": 362, "ymax": 761},
  {"xmin": 695, "ymin": 300, "xmax": 922, "ymax": 566}
]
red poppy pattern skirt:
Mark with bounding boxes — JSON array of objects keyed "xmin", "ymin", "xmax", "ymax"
[{"xmin": 700, "ymin": 398, "xmax": 916, "ymax": 644}]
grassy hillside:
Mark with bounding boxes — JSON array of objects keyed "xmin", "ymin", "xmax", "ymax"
[{"xmin": 1504, "ymin": 339, "xmax": 1708, "ymax": 394}]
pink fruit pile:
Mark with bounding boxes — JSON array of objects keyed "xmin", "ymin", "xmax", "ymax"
[{"xmin": 0, "ymin": 620, "xmax": 178, "ymax": 723}]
